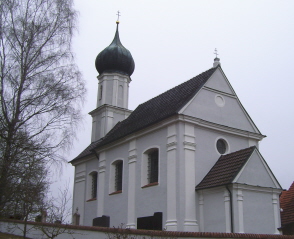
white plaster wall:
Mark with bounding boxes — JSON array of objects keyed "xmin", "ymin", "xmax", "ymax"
[
  {"xmin": 201, "ymin": 189, "xmax": 226, "ymax": 232},
  {"xmin": 183, "ymin": 89, "xmax": 256, "ymax": 133},
  {"xmin": 84, "ymin": 159, "xmax": 99, "ymax": 226},
  {"xmin": 194, "ymin": 126, "xmax": 250, "ymax": 185},
  {"xmin": 72, "ymin": 163, "xmax": 86, "ymax": 225},
  {"xmin": 135, "ymin": 127, "xmax": 168, "ymax": 228},
  {"xmin": 242, "ymin": 190, "xmax": 276, "ymax": 234},
  {"xmin": 105, "ymin": 80, "xmax": 113, "ymax": 105},
  {"xmin": 102, "ymin": 143, "xmax": 129, "ymax": 227},
  {"xmin": 81, "ymin": 126, "xmax": 170, "ymax": 228},
  {"xmin": 235, "ymin": 151, "xmax": 278, "ymax": 188},
  {"xmin": 205, "ymin": 68, "xmax": 234, "ymax": 95}
]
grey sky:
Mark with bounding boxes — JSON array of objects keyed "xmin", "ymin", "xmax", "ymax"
[{"xmin": 63, "ymin": 0, "xmax": 294, "ymax": 191}]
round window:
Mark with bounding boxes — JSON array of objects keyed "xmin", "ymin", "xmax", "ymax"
[{"xmin": 217, "ymin": 139, "xmax": 227, "ymax": 154}]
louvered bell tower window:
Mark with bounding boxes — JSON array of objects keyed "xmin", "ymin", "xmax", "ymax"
[{"xmin": 148, "ymin": 150, "xmax": 159, "ymax": 183}]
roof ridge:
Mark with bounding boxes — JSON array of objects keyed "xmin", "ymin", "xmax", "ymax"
[
  {"xmin": 71, "ymin": 66, "xmax": 219, "ymax": 163},
  {"xmin": 136, "ymin": 66, "xmax": 218, "ymax": 108}
]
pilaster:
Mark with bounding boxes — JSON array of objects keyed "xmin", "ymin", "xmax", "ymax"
[
  {"xmin": 272, "ymin": 193, "xmax": 280, "ymax": 234},
  {"xmin": 237, "ymin": 189, "xmax": 244, "ymax": 233},
  {"xmin": 97, "ymin": 152, "xmax": 106, "ymax": 217},
  {"xmin": 165, "ymin": 124, "xmax": 177, "ymax": 231},
  {"xmin": 127, "ymin": 140, "xmax": 137, "ymax": 229},
  {"xmin": 224, "ymin": 190, "xmax": 231, "ymax": 233},
  {"xmin": 183, "ymin": 123, "xmax": 199, "ymax": 232},
  {"xmin": 198, "ymin": 191, "xmax": 204, "ymax": 232}
]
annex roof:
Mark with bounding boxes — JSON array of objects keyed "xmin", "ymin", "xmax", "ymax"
[
  {"xmin": 71, "ymin": 66, "xmax": 219, "ymax": 163},
  {"xmin": 280, "ymin": 182, "xmax": 294, "ymax": 226},
  {"xmin": 196, "ymin": 146, "xmax": 256, "ymax": 190}
]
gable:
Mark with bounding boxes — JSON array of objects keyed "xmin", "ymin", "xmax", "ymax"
[
  {"xmin": 233, "ymin": 150, "xmax": 281, "ymax": 189},
  {"xmin": 180, "ymin": 68, "xmax": 260, "ymax": 133},
  {"xmin": 204, "ymin": 68, "xmax": 235, "ymax": 94}
]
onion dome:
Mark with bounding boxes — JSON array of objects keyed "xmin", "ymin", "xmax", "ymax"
[{"xmin": 95, "ymin": 22, "xmax": 135, "ymax": 76}]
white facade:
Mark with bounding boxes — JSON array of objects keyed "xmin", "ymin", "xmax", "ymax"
[{"xmin": 71, "ymin": 62, "xmax": 282, "ymax": 234}]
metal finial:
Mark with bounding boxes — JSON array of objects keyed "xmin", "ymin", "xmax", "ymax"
[
  {"xmin": 214, "ymin": 48, "xmax": 219, "ymax": 58},
  {"xmin": 116, "ymin": 11, "xmax": 121, "ymax": 24}
]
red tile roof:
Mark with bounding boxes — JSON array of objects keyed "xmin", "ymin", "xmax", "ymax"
[{"xmin": 280, "ymin": 182, "xmax": 294, "ymax": 226}]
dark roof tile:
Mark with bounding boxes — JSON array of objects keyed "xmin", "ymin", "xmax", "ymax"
[
  {"xmin": 71, "ymin": 66, "xmax": 218, "ymax": 163},
  {"xmin": 196, "ymin": 146, "xmax": 256, "ymax": 190}
]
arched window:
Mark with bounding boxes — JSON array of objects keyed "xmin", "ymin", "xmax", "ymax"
[
  {"xmin": 115, "ymin": 160, "xmax": 123, "ymax": 191},
  {"xmin": 89, "ymin": 171, "xmax": 98, "ymax": 199},
  {"xmin": 110, "ymin": 160, "xmax": 123, "ymax": 194},
  {"xmin": 148, "ymin": 150, "xmax": 158, "ymax": 183},
  {"xmin": 142, "ymin": 148, "xmax": 159, "ymax": 187}
]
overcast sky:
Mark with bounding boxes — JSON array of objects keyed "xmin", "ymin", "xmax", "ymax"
[{"xmin": 58, "ymin": 0, "xmax": 294, "ymax": 191}]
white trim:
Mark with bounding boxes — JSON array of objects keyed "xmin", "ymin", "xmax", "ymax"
[
  {"xmin": 183, "ymin": 123, "xmax": 199, "ymax": 232},
  {"xmin": 127, "ymin": 140, "xmax": 137, "ymax": 229},
  {"xmin": 198, "ymin": 191, "xmax": 204, "ymax": 232},
  {"xmin": 97, "ymin": 152, "xmax": 106, "ymax": 217},
  {"xmin": 72, "ymin": 114, "xmax": 265, "ymax": 165},
  {"xmin": 272, "ymin": 193, "xmax": 281, "ymax": 234},
  {"xmin": 232, "ymin": 183, "xmax": 282, "ymax": 194},
  {"xmin": 237, "ymin": 189, "xmax": 244, "ymax": 233},
  {"xmin": 165, "ymin": 124, "xmax": 178, "ymax": 231},
  {"xmin": 203, "ymin": 86, "xmax": 236, "ymax": 98},
  {"xmin": 223, "ymin": 190, "xmax": 231, "ymax": 233}
]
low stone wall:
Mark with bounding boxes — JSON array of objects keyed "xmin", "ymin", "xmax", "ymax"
[{"xmin": 0, "ymin": 219, "xmax": 294, "ymax": 239}]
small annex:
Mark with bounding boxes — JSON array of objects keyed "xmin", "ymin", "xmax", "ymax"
[{"xmin": 70, "ymin": 21, "xmax": 283, "ymax": 234}]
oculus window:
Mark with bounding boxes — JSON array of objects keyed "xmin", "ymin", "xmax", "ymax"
[{"xmin": 217, "ymin": 139, "xmax": 227, "ymax": 154}]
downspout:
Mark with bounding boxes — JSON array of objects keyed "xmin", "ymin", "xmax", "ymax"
[{"xmin": 226, "ymin": 184, "xmax": 234, "ymax": 233}]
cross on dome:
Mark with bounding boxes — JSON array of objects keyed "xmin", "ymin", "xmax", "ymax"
[
  {"xmin": 116, "ymin": 11, "xmax": 121, "ymax": 24},
  {"xmin": 214, "ymin": 48, "xmax": 219, "ymax": 58}
]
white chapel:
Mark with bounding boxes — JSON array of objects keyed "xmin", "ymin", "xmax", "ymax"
[{"xmin": 70, "ymin": 21, "xmax": 282, "ymax": 234}]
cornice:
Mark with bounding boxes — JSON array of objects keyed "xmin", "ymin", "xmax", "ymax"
[
  {"xmin": 70, "ymin": 154, "xmax": 97, "ymax": 166},
  {"xmin": 232, "ymin": 183, "xmax": 283, "ymax": 194},
  {"xmin": 89, "ymin": 104, "xmax": 133, "ymax": 116},
  {"xmin": 179, "ymin": 115, "xmax": 266, "ymax": 140},
  {"xmin": 93, "ymin": 114, "xmax": 265, "ymax": 154},
  {"xmin": 97, "ymin": 72, "xmax": 132, "ymax": 83},
  {"xmin": 202, "ymin": 86, "xmax": 236, "ymax": 98}
]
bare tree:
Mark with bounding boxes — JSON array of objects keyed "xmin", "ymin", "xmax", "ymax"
[
  {"xmin": 0, "ymin": 0, "xmax": 85, "ymax": 217},
  {"xmin": 36, "ymin": 182, "xmax": 78, "ymax": 239}
]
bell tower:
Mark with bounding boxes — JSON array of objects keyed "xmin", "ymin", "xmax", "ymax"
[{"xmin": 90, "ymin": 20, "xmax": 135, "ymax": 142}]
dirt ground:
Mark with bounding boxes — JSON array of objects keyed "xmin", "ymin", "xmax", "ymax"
[{"xmin": 0, "ymin": 232, "xmax": 30, "ymax": 238}]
